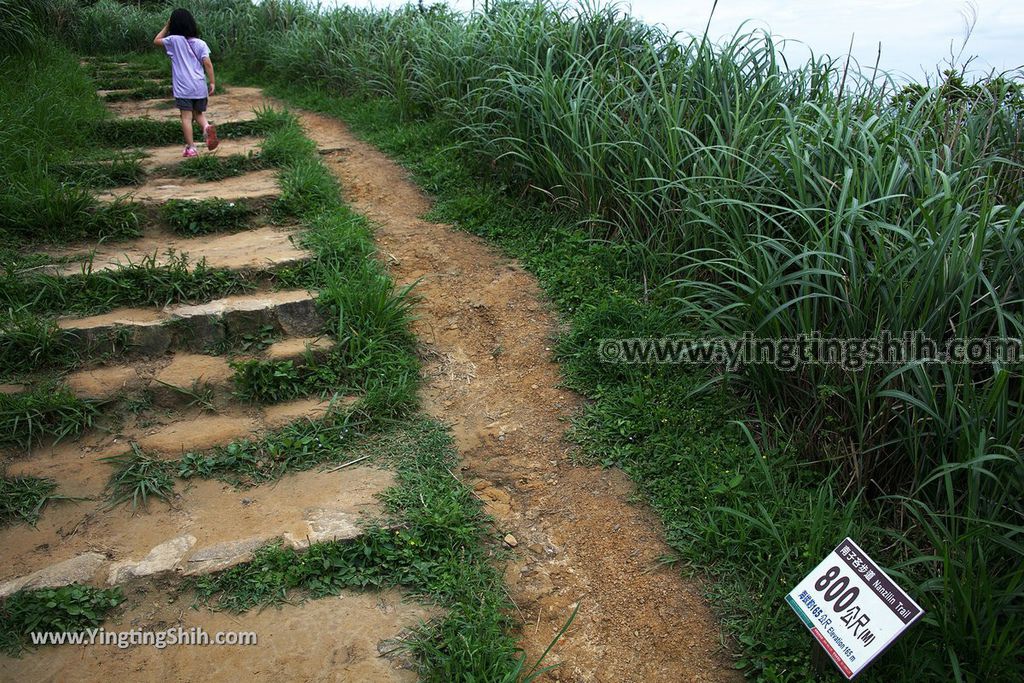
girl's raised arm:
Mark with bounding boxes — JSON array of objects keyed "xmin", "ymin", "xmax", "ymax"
[{"xmin": 153, "ymin": 20, "xmax": 169, "ymax": 47}]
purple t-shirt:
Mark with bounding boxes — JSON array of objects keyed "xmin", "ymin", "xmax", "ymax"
[{"xmin": 163, "ymin": 35, "xmax": 210, "ymax": 100}]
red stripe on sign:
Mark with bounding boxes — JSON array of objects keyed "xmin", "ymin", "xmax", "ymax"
[{"xmin": 811, "ymin": 628, "xmax": 854, "ymax": 678}]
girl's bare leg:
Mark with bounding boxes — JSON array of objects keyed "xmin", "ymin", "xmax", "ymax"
[
  {"xmin": 180, "ymin": 110, "xmax": 194, "ymax": 146},
  {"xmin": 195, "ymin": 111, "xmax": 210, "ymax": 135}
]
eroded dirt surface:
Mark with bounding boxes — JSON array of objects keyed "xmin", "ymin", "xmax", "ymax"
[
  {"xmin": 0, "ymin": 587, "xmax": 431, "ymax": 682},
  {"xmin": 297, "ymin": 111, "xmax": 739, "ymax": 680}
]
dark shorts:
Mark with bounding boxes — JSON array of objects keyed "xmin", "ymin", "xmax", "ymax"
[{"xmin": 174, "ymin": 97, "xmax": 208, "ymax": 112}]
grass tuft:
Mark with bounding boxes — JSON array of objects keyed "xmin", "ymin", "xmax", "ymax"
[
  {"xmin": 0, "ymin": 383, "xmax": 98, "ymax": 448},
  {"xmin": 101, "ymin": 444, "xmax": 176, "ymax": 510},
  {"xmin": 0, "ymin": 475, "xmax": 66, "ymax": 526},
  {"xmin": 161, "ymin": 198, "xmax": 255, "ymax": 235},
  {"xmin": 0, "ymin": 585, "xmax": 124, "ymax": 656}
]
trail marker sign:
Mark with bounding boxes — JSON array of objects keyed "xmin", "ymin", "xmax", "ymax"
[{"xmin": 786, "ymin": 538, "xmax": 924, "ymax": 679}]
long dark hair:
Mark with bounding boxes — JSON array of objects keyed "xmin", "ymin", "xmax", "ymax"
[{"xmin": 167, "ymin": 8, "xmax": 198, "ymax": 38}]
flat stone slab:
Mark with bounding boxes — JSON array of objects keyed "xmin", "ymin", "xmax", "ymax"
[
  {"xmin": 2, "ymin": 467, "xmax": 396, "ymax": 590},
  {"xmin": 151, "ymin": 353, "xmax": 234, "ymax": 406},
  {"xmin": 264, "ymin": 336, "xmax": 334, "ymax": 362},
  {"xmin": 0, "ymin": 553, "xmax": 107, "ymax": 598},
  {"xmin": 182, "ymin": 536, "xmax": 271, "ymax": 576},
  {"xmin": 107, "ymin": 534, "xmax": 196, "ymax": 584},
  {"xmin": 285, "ymin": 508, "xmax": 364, "ymax": 548},
  {"xmin": 140, "ymin": 136, "xmax": 264, "ymax": 171},
  {"xmin": 3, "ymin": 589, "xmax": 432, "ymax": 682},
  {"xmin": 262, "ymin": 397, "xmax": 339, "ymax": 429},
  {"xmin": 65, "ymin": 365, "xmax": 144, "ymax": 401},
  {"xmin": 99, "ymin": 168, "xmax": 280, "ymax": 203},
  {"xmin": 51, "ymin": 341, "xmax": 332, "ymax": 408},
  {"xmin": 56, "ymin": 288, "xmax": 323, "ymax": 358},
  {"xmin": 104, "ymin": 86, "xmax": 273, "ymax": 123},
  {"xmin": 44, "ymin": 225, "xmax": 307, "ymax": 277},
  {"xmin": 134, "ymin": 413, "xmax": 258, "ymax": 454}
]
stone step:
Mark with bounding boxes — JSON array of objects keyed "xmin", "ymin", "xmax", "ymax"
[
  {"xmin": 0, "ymin": 464, "xmax": 394, "ymax": 597},
  {"xmin": 105, "ymin": 86, "xmax": 273, "ymax": 123},
  {"xmin": 98, "ymin": 167, "xmax": 280, "ymax": 204},
  {"xmin": 97, "ymin": 83, "xmax": 170, "ymax": 99},
  {"xmin": 139, "ymin": 136, "xmax": 264, "ymax": 171},
  {"xmin": 58, "ymin": 289, "xmax": 325, "ymax": 359},
  {"xmin": 40, "ymin": 225, "xmax": 307, "ymax": 277},
  {"xmin": 63, "ymin": 337, "xmax": 335, "ymax": 408}
]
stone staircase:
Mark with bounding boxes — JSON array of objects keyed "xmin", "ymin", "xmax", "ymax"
[{"xmin": 1, "ymin": 75, "xmax": 388, "ymax": 605}]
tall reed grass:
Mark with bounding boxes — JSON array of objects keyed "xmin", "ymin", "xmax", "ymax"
[{"xmin": 31, "ymin": 1, "xmax": 1024, "ymax": 679}]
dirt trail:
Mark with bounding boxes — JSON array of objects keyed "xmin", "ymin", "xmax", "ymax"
[{"xmin": 298, "ymin": 111, "xmax": 738, "ymax": 681}]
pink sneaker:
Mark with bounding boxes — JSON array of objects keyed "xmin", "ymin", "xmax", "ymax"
[
  {"xmin": 183, "ymin": 145, "xmax": 198, "ymax": 158},
  {"xmin": 204, "ymin": 124, "xmax": 219, "ymax": 151}
]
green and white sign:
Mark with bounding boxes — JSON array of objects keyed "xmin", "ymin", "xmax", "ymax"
[{"xmin": 786, "ymin": 538, "xmax": 924, "ymax": 679}]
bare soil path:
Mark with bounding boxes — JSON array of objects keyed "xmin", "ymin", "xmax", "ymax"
[{"xmin": 298, "ymin": 111, "xmax": 739, "ymax": 681}]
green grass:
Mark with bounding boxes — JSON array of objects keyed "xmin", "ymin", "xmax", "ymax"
[
  {"xmin": 1, "ymin": 252, "xmax": 264, "ymax": 318},
  {"xmin": 177, "ymin": 403, "xmax": 359, "ymax": 486},
  {"xmin": 0, "ymin": 313, "xmax": 78, "ymax": 381},
  {"xmin": 161, "ymin": 198, "xmax": 257, "ymax": 235},
  {"xmin": 257, "ymin": 85, "xmax": 1019, "ymax": 681},
  {"xmin": 0, "ymin": 383, "xmax": 99, "ymax": 449},
  {"xmin": 0, "ymin": 45, "xmax": 143, "ymax": 244},
  {"xmin": 101, "ymin": 444, "xmax": 176, "ymax": 510},
  {"xmin": 0, "ymin": 475, "xmax": 66, "ymax": 526},
  {"xmin": 175, "ymin": 153, "xmax": 263, "ymax": 182},
  {"xmin": 230, "ymin": 358, "xmax": 308, "ymax": 403},
  {"xmin": 0, "ymin": 584, "xmax": 124, "ymax": 656},
  {"xmin": 50, "ymin": 153, "xmax": 146, "ymax": 189}
]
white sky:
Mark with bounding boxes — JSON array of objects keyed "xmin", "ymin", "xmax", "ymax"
[{"xmin": 324, "ymin": 0, "xmax": 1023, "ymax": 80}]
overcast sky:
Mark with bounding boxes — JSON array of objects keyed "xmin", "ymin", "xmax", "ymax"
[{"xmin": 325, "ymin": 0, "xmax": 1023, "ymax": 80}]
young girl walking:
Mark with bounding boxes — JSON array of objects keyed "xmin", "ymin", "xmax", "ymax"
[{"xmin": 154, "ymin": 8, "xmax": 218, "ymax": 157}]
